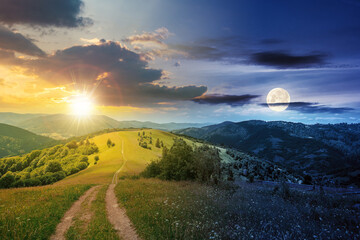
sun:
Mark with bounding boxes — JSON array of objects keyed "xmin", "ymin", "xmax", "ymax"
[{"xmin": 70, "ymin": 95, "xmax": 94, "ymax": 117}]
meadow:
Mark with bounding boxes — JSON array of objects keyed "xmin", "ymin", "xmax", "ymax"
[
  {"xmin": 115, "ymin": 178, "xmax": 360, "ymax": 240},
  {"xmin": 0, "ymin": 184, "xmax": 91, "ymax": 240}
]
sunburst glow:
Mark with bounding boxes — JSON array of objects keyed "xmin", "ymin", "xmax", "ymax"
[{"xmin": 70, "ymin": 95, "xmax": 94, "ymax": 117}]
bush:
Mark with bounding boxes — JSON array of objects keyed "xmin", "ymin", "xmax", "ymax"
[
  {"xmin": 45, "ymin": 161, "xmax": 63, "ymax": 173},
  {"xmin": 76, "ymin": 162, "xmax": 88, "ymax": 171},
  {"xmin": 23, "ymin": 178, "xmax": 41, "ymax": 187},
  {"xmin": 66, "ymin": 141, "xmax": 78, "ymax": 149},
  {"xmin": 141, "ymin": 161, "xmax": 161, "ymax": 178},
  {"xmin": 0, "ymin": 171, "xmax": 15, "ymax": 188},
  {"xmin": 80, "ymin": 156, "xmax": 89, "ymax": 163},
  {"xmin": 68, "ymin": 167, "xmax": 80, "ymax": 175},
  {"xmin": 155, "ymin": 138, "xmax": 161, "ymax": 148},
  {"xmin": 248, "ymin": 174, "xmax": 254, "ymax": 183},
  {"xmin": 107, "ymin": 139, "xmax": 113, "ymax": 148},
  {"xmin": 142, "ymin": 138, "xmax": 221, "ymax": 182},
  {"xmin": 94, "ymin": 155, "xmax": 99, "ymax": 161},
  {"xmin": 304, "ymin": 174, "xmax": 312, "ymax": 185}
]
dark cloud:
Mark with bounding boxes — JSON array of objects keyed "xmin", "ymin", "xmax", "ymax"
[
  {"xmin": 260, "ymin": 102, "xmax": 353, "ymax": 114},
  {"xmin": 192, "ymin": 94, "xmax": 259, "ymax": 106},
  {"xmin": 1, "ymin": 41, "xmax": 206, "ymax": 107},
  {"xmin": 169, "ymin": 37, "xmax": 328, "ymax": 68},
  {"xmin": 0, "ymin": 26, "xmax": 45, "ymax": 56},
  {"xmin": 170, "ymin": 36, "xmax": 248, "ymax": 63},
  {"xmin": 0, "ymin": 0, "xmax": 92, "ymax": 28},
  {"xmin": 251, "ymin": 51, "xmax": 326, "ymax": 68}
]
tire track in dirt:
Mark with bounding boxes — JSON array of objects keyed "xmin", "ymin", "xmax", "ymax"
[
  {"xmin": 106, "ymin": 184, "xmax": 141, "ymax": 240},
  {"xmin": 50, "ymin": 185, "xmax": 100, "ymax": 240},
  {"xmin": 107, "ymin": 138, "xmax": 142, "ymax": 240}
]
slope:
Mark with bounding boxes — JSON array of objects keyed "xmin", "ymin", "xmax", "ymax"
[{"xmin": 0, "ymin": 123, "xmax": 55, "ymax": 158}]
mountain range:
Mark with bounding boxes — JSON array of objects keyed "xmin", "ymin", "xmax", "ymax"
[
  {"xmin": 175, "ymin": 120, "xmax": 360, "ymax": 186},
  {"xmin": 0, "ymin": 112, "xmax": 209, "ymax": 139}
]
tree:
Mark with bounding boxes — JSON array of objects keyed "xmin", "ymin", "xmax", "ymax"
[
  {"xmin": 155, "ymin": 138, "xmax": 161, "ymax": 148},
  {"xmin": 66, "ymin": 141, "xmax": 78, "ymax": 149},
  {"xmin": 0, "ymin": 171, "xmax": 15, "ymax": 188},
  {"xmin": 45, "ymin": 161, "xmax": 63, "ymax": 173},
  {"xmin": 107, "ymin": 139, "xmax": 112, "ymax": 148}
]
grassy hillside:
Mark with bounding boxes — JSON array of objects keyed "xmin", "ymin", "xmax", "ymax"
[
  {"xmin": 57, "ymin": 129, "xmax": 187, "ymax": 185},
  {"xmin": 0, "ymin": 129, "xmax": 358, "ymax": 240},
  {"xmin": 0, "ymin": 123, "xmax": 55, "ymax": 158},
  {"xmin": 0, "ymin": 184, "xmax": 91, "ymax": 240}
]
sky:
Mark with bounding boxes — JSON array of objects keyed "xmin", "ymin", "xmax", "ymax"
[{"xmin": 0, "ymin": 0, "xmax": 359, "ymax": 124}]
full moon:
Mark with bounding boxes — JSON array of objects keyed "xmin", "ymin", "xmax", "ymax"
[{"xmin": 266, "ymin": 88, "xmax": 291, "ymax": 112}]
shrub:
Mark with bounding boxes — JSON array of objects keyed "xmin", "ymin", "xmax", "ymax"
[
  {"xmin": 304, "ymin": 174, "xmax": 312, "ymax": 185},
  {"xmin": 248, "ymin": 174, "xmax": 254, "ymax": 183},
  {"xmin": 66, "ymin": 141, "xmax": 78, "ymax": 149},
  {"xmin": 68, "ymin": 167, "xmax": 80, "ymax": 175},
  {"xmin": 0, "ymin": 171, "xmax": 15, "ymax": 188},
  {"xmin": 23, "ymin": 178, "xmax": 41, "ymax": 187},
  {"xmin": 45, "ymin": 161, "xmax": 63, "ymax": 173},
  {"xmin": 155, "ymin": 138, "xmax": 161, "ymax": 148},
  {"xmin": 94, "ymin": 155, "xmax": 99, "ymax": 161},
  {"xmin": 141, "ymin": 161, "xmax": 161, "ymax": 178},
  {"xmin": 80, "ymin": 156, "xmax": 89, "ymax": 163},
  {"xmin": 76, "ymin": 162, "xmax": 88, "ymax": 171},
  {"xmin": 142, "ymin": 139, "xmax": 222, "ymax": 183},
  {"xmin": 107, "ymin": 139, "xmax": 112, "ymax": 148}
]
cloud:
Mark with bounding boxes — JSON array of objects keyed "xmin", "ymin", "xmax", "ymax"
[
  {"xmin": 0, "ymin": 26, "xmax": 45, "ymax": 56},
  {"xmin": 250, "ymin": 51, "xmax": 326, "ymax": 68},
  {"xmin": 170, "ymin": 36, "xmax": 248, "ymax": 63},
  {"xmin": 123, "ymin": 27, "xmax": 173, "ymax": 48},
  {"xmin": 260, "ymin": 102, "xmax": 353, "ymax": 114},
  {"xmin": 0, "ymin": 0, "xmax": 92, "ymax": 28},
  {"xmin": 192, "ymin": 94, "xmax": 259, "ymax": 106},
  {"xmin": 1, "ymin": 40, "xmax": 206, "ymax": 107}
]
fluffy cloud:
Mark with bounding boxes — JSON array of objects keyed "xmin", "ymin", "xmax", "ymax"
[
  {"xmin": 0, "ymin": 26, "xmax": 45, "ymax": 56},
  {"xmin": 0, "ymin": 0, "xmax": 92, "ymax": 28},
  {"xmin": 1, "ymin": 40, "xmax": 206, "ymax": 107}
]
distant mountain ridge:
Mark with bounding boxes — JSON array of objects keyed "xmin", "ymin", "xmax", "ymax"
[
  {"xmin": 0, "ymin": 123, "xmax": 54, "ymax": 158},
  {"xmin": 175, "ymin": 120, "xmax": 360, "ymax": 186},
  {"xmin": 0, "ymin": 112, "xmax": 210, "ymax": 139}
]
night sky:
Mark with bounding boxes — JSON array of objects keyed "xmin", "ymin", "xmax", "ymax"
[{"xmin": 0, "ymin": 0, "xmax": 359, "ymax": 123}]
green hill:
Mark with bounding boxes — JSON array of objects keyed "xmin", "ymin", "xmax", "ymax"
[{"xmin": 0, "ymin": 123, "xmax": 54, "ymax": 158}]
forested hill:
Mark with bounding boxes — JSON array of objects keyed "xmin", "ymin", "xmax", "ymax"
[
  {"xmin": 0, "ymin": 123, "xmax": 54, "ymax": 158},
  {"xmin": 175, "ymin": 120, "xmax": 360, "ymax": 186}
]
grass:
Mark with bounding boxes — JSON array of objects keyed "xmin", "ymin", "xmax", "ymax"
[
  {"xmin": 0, "ymin": 184, "xmax": 91, "ymax": 240},
  {"xmin": 66, "ymin": 185, "xmax": 119, "ymax": 240},
  {"xmin": 56, "ymin": 129, "xmax": 185, "ymax": 185},
  {"xmin": 115, "ymin": 178, "xmax": 360, "ymax": 240},
  {"xmin": 0, "ymin": 129, "xmax": 190, "ymax": 239}
]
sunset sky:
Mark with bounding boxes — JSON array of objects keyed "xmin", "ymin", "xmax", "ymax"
[{"xmin": 0, "ymin": 0, "xmax": 359, "ymax": 123}]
